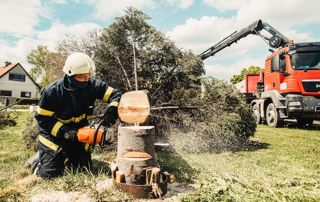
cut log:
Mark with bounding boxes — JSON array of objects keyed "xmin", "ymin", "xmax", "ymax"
[
  {"xmin": 118, "ymin": 90, "xmax": 150, "ymax": 124},
  {"xmin": 116, "ymin": 126, "xmax": 158, "ymax": 184}
]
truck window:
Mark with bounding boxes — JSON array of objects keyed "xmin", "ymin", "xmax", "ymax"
[
  {"xmin": 271, "ymin": 55, "xmax": 280, "ymax": 72},
  {"xmin": 279, "ymin": 54, "xmax": 286, "ymax": 72}
]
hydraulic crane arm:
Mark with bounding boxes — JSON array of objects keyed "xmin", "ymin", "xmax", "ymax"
[{"xmin": 199, "ymin": 19, "xmax": 290, "ymax": 60}]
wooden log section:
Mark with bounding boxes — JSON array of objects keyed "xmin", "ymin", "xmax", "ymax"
[
  {"xmin": 118, "ymin": 90, "xmax": 150, "ymax": 124},
  {"xmin": 117, "ymin": 126, "xmax": 158, "ymax": 184}
]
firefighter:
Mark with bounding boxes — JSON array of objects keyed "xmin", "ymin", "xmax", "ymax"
[{"xmin": 33, "ymin": 52, "xmax": 122, "ymax": 179}]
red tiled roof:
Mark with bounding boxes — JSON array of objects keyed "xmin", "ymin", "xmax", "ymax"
[{"xmin": 0, "ymin": 63, "xmax": 17, "ymax": 77}]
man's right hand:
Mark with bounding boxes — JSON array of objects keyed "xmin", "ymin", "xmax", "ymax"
[{"xmin": 63, "ymin": 129, "xmax": 78, "ymax": 141}]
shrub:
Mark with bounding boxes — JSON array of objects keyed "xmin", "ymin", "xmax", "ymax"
[{"xmin": 0, "ymin": 112, "xmax": 16, "ymax": 129}]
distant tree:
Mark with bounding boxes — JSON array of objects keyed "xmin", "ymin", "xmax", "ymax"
[
  {"xmin": 27, "ymin": 45, "xmax": 65, "ymax": 88},
  {"xmin": 230, "ymin": 66, "xmax": 263, "ymax": 84},
  {"xmin": 56, "ymin": 30, "xmax": 100, "ymax": 58}
]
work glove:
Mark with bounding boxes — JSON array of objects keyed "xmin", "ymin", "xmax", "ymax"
[
  {"xmin": 63, "ymin": 128, "xmax": 79, "ymax": 142},
  {"xmin": 102, "ymin": 106, "xmax": 118, "ymax": 127}
]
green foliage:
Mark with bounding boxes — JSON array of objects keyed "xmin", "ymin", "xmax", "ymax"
[
  {"xmin": 230, "ymin": 66, "xmax": 263, "ymax": 84},
  {"xmin": 27, "ymin": 45, "xmax": 65, "ymax": 88},
  {"xmin": 0, "ymin": 112, "xmax": 16, "ymax": 129}
]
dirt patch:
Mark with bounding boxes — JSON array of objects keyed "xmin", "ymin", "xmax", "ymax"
[
  {"xmin": 31, "ymin": 191, "xmax": 94, "ymax": 202},
  {"xmin": 136, "ymin": 182, "xmax": 198, "ymax": 202}
]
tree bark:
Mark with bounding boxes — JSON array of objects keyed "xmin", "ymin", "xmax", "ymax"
[{"xmin": 116, "ymin": 126, "xmax": 158, "ymax": 184}]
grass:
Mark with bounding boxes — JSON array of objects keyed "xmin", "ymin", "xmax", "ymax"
[
  {"xmin": 0, "ymin": 112, "xmax": 320, "ymax": 201},
  {"xmin": 182, "ymin": 124, "xmax": 320, "ymax": 201}
]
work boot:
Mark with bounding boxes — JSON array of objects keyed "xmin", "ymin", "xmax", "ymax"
[{"xmin": 25, "ymin": 152, "xmax": 40, "ymax": 174}]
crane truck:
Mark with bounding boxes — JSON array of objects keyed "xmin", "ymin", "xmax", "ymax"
[{"xmin": 199, "ymin": 19, "xmax": 320, "ymax": 127}]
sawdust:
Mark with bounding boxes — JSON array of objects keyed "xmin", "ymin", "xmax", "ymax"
[
  {"xmin": 95, "ymin": 178, "xmax": 113, "ymax": 190},
  {"xmin": 0, "ymin": 174, "xmax": 39, "ymax": 198},
  {"xmin": 135, "ymin": 182, "xmax": 198, "ymax": 202},
  {"xmin": 31, "ymin": 191, "xmax": 94, "ymax": 202}
]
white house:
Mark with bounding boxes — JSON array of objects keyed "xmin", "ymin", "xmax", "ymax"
[{"xmin": 0, "ymin": 62, "xmax": 40, "ymax": 99}]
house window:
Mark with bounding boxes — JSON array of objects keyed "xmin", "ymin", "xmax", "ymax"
[
  {"xmin": 21, "ymin": 91, "xmax": 31, "ymax": 98},
  {"xmin": 0, "ymin": 90, "xmax": 12, "ymax": 96},
  {"xmin": 9, "ymin": 73, "xmax": 25, "ymax": 82}
]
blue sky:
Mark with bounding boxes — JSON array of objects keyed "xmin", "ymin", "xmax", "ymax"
[{"xmin": 1, "ymin": 0, "xmax": 320, "ymax": 80}]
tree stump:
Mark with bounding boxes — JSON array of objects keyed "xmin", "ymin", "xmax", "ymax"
[
  {"xmin": 117, "ymin": 126, "xmax": 158, "ymax": 184},
  {"xmin": 112, "ymin": 90, "xmax": 171, "ymax": 198}
]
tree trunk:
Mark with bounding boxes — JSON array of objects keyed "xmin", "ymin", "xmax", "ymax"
[{"xmin": 116, "ymin": 126, "xmax": 158, "ymax": 184}]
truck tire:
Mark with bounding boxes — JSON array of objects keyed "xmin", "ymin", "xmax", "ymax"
[
  {"xmin": 252, "ymin": 104, "xmax": 261, "ymax": 124},
  {"xmin": 296, "ymin": 118, "xmax": 314, "ymax": 128},
  {"xmin": 266, "ymin": 103, "xmax": 281, "ymax": 127}
]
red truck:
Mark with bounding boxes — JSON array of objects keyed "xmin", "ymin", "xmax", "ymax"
[{"xmin": 200, "ymin": 20, "xmax": 320, "ymax": 127}]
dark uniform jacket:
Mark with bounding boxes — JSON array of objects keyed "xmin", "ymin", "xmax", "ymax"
[{"xmin": 35, "ymin": 75, "xmax": 122, "ymax": 152}]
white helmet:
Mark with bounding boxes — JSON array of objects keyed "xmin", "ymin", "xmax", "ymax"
[{"xmin": 63, "ymin": 52, "xmax": 95, "ymax": 76}]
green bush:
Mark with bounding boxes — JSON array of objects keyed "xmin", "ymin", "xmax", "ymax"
[{"xmin": 0, "ymin": 112, "xmax": 16, "ymax": 129}]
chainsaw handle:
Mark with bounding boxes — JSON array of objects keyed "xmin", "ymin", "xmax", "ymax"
[{"xmin": 91, "ymin": 120, "xmax": 104, "ymax": 151}]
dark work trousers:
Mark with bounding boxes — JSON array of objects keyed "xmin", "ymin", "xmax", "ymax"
[{"xmin": 36, "ymin": 140, "xmax": 92, "ymax": 179}]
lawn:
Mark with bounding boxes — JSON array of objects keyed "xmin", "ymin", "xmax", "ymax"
[{"xmin": 0, "ymin": 112, "xmax": 319, "ymax": 201}]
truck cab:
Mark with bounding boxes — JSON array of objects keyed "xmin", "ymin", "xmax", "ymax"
[{"xmin": 257, "ymin": 42, "xmax": 320, "ymax": 126}]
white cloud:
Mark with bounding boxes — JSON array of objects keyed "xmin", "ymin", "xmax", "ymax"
[
  {"xmin": 163, "ymin": 0, "xmax": 195, "ymax": 9},
  {"xmin": 37, "ymin": 22, "xmax": 101, "ymax": 50},
  {"xmin": 86, "ymin": 0, "xmax": 155, "ymax": 20},
  {"xmin": 0, "ymin": 0, "xmax": 49, "ymax": 37},
  {"xmin": 205, "ymin": 57, "xmax": 264, "ymax": 80},
  {"xmin": 0, "ymin": 22, "xmax": 101, "ymax": 71},
  {"xmin": 203, "ymin": 0, "xmax": 247, "ymax": 12},
  {"xmin": 203, "ymin": 0, "xmax": 320, "ymax": 28},
  {"xmin": 49, "ymin": 0, "xmax": 67, "ymax": 4}
]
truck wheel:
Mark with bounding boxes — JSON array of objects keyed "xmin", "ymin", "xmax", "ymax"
[
  {"xmin": 266, "ymin": 103, "xmax": 281, "ymax": 127},
  {"xmin": 252, "ymin": 104, "xmax": 261, "ymax": 124},
  {"xmin": 297, "ymin": 118, "xmax": 314, "ymax": 128}
]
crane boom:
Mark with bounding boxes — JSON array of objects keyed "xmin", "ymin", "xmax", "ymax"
[{"xmin": 199, "ymin": 19, "xmax": 290, "ymax": 60}]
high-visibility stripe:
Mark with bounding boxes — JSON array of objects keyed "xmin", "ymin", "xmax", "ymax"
[
  {"xmin": 51, "ymin": 121, "xmax": 63, "ymax": 136},
  {"xmin": 57, "ymin": 118, "xmax": 73, "ymax": 124},
  {"xmin": 74, "ymin": 114, "xmax": 86, "ymax": 123},
  {"xmin": 57, "ymin": 114, "xmax": 87, "ymax": 124},
  {"xmin": 37, "ymin": 107, "xmax": 55, "ymax": 116},
  {"xmin": 38, "ymin": 135, "xmax": 59, "ymax": 151},
  {"xmin": 84, "ymin": 143, "xmax": 90, "ymax": 151},
  {"xmin": 109, "ymin": 101, "xmax": 119, "ymax": 107},
  {"xmin": 64, "ymin": 158, "xmax": 69, "ymax": 166},
  {"xmin": 103, "ymin": 86, "xmax": 114, "ymax": 102}
]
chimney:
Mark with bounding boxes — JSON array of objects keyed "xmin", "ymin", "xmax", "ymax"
[{"xmin": 5, "ymin": 61, "xmax": 12, "ymax": 67}]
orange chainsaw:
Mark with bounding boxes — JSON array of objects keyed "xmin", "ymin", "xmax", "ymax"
[{"xmin": 77, "ymin": 122, "xmax": 113, "ymax": 150}]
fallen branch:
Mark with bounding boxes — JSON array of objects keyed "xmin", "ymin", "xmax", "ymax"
[
  {"xmin": 0, "ymin": 99, "xmax": 25, "ymax": 112},
  {"xmin": 151, "ymin": 106, "xmax": 198, "ymax": 111}
]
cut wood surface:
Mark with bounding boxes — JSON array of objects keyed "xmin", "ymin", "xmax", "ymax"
[{"xmin": 118, "ymin": 90, "xmax": 150, "ymax": 124}]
